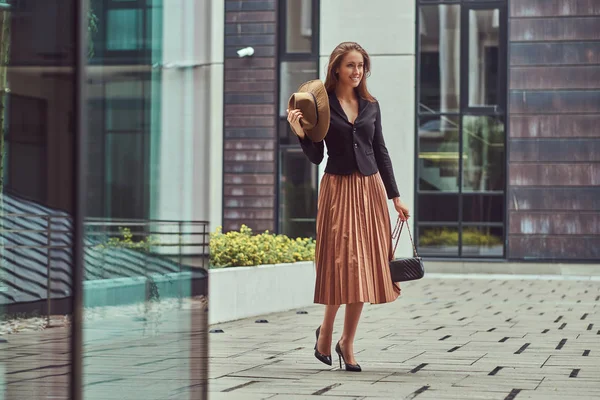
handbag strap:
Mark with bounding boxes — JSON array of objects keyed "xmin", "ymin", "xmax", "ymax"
[{"xmin": 392, "ymin": 215, "xmax": 419, "ymax": 258}]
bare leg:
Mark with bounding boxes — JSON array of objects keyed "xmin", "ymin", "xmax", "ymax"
[
  {"xmin": 338, "ymin": 302, "xmax": 364, "ymax": 364},
  {"xmin": 317, "ymin": 305, "xmax": 340, "ymax": 356}
]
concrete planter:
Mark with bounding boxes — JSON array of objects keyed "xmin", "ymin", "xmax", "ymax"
[{"xmin": 208, "ymin": 261, "xmax": 315, "ymax": 325}]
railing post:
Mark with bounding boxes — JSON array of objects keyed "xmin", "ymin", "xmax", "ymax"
[
  {"xmin": 46, "ymin": 215, "xmax": 51, "ymax": 325},
  {"xmin": 202, "ymin": 222, "xmax": 207, "ymax": 270},
  {"xmin": 178, "ymin": 221, "xmax": 183, "ymax": 308}
]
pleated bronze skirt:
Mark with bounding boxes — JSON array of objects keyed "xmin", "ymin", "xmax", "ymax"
[{"xmin": 314, "ymin": 171, "xmax": 401, "ymax": 305}]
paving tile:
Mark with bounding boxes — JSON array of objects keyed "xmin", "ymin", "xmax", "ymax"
[{"xmin": 3, "ymin": 275, "xmax": 600, "ymax": 399}]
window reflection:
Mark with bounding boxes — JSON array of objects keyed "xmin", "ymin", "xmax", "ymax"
[
  {"xmin": 419, "ymin": 5, "xmax": 461, "ymax": 113},
  {"xmin": 1, "ymin": 0, "xmax": 76, "ymax": 398},
  {"xmin": 468, "ymin": 9, "xmax": 500, "ymax": 108},
  {"xmin": 461, "ymin": 226, "xmax": 503, "ymax": 257},
  {"xmin": 418, "ymin": 115, "xmax": 460, "ymax": 192},
  {"xmin": 279, "ymin": 149, "xmax": 317, "ymax": 239},
  {"xmin": 416, "ymin": 1, "xmax": 507, "ymax": 259},
  {"xmin": 279, "ymin": 61, "xmax": 317, "ymax": 117},
  {"xmin": 418, "ymin": 226, "xmax": 459, "ymax": 256},
  {"xmin": 286, "ymin": 0, "xmax": 312, "ymax": 53},
  {"xmin": 462, "ymin": 116, "xmax": 505, "ymax": 192}
]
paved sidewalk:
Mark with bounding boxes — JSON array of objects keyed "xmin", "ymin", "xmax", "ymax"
[{"xmin": 208, "ymin": 275, "xmax": 600, "ymax": 400}]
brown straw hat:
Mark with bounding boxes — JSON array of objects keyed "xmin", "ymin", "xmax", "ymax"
[{"xmin": 288, "ymin": 79, "xmax": 330, "ymax": 142}]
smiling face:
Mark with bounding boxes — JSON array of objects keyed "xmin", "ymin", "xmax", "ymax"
[{"xmin": 335, "ymin": 50, "xmax": 364, "ymax": 89}]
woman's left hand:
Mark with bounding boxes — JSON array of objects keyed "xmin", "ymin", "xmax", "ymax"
[{"xmin": 393, "ymin": 197, "xmax": 410, "ymax": 221}]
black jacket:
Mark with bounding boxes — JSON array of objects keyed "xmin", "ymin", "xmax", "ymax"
[{"xmin": 298, "ymin": 92, "xmax": 400, "ymax": 199}]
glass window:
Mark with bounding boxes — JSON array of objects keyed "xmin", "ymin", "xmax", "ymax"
[
  {"xmin": 278, "ymin": 1, "xmax": 319, "ymax": 239},
  {"xmin": 279, "ymin": 149, "xmax": 318, "ymax": 238},
  {"xmin": 106, "ymin": 9, "xmax": 143, "ymax": 50},
  {"xmin": 461, "ymin": 226, "xmax": 504, "ymax": 257},
  {"xmin": 418, "ymin": 226, "xmax": 459, "ymax": 256},
  {"xmin": 83, "ymin": 1, "xmax": 209, "ymax": 399},
  {"xmin": 418, "ymin": 194, "xmax": 459, "ymax": 222},
  {"xmin": 279, "ymin": 61, "xmax": 318, "ymax": 145},
  {"xmin": 285, "ymin": 0, "xmax": 312, "ymax": 53},
  {"xmin": 462, "ymin": 116, "xmax": 505, "ymax": 192},
  {"xmin": 467, "ymin": 8, "xmax": 500, "ymax": 108},
  {"xmin": 1, "ymin": 1, "xmax": 76, "ymax": 398},
  {"xmin": 418, "ymin": 115, "xmax": 460, "ymax": 192},
  {"xmin": 416, "ymin": 1, "xmax": 507, "ymax": 258},
  {"xmin": 419, "ymin": 5, "xmax": 461, "ymax": 113},
  {"xmin": 462, "ymin": 194, "xmax": 504, "ymax": 223},
  {"xmin": 279, "ymin": 61, "xmax": 318, "ymax": 117}
]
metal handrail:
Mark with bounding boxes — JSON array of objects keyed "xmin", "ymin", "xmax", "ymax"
[{"xmin": 1, "ymin": 214, "xmax": 210, "ymax": 321}]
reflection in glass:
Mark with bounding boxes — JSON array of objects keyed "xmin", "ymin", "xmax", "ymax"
[
  {"xmin": 82, "ymin": 0, "xmax": 209, "ymax": 398},
  {"xmin": 418, "ymin": 226, "xmax": 459, "ymax": 256},
  {"xmin": 418, "ymin": 194, "xmax": 459, "ymax": 222},
  {"xmin": 462, "ymin": 116, "xmax": 504, "ymax": 192},
  {"xmin": 286, "ymin": 0, "xmax": 312, "ymax": 53},
  {"xmin": 279, "ymin": 61, "xmax": 318, "ymax": 145},
  {"xmin": 468, "ymin": 9, "xmax": 500, "ymax": 107},
  {"xmin": 462, "ymin": 194, "xmax": 504, "ymax": 223},
  {"xmin": 279, "ymin": 61, "xmax": 317, "ymax": 116},
  {"xmin": 418, "ymin": 115, "xmax": 460, "ymax": 191},
  {"xmin": 461, "ymin": 226, "xmax": 503, "ymax": 257},
  {"xmin": 1, "ymin": 0, "xmax": 75, "ymax": 398},
  {"xmin": 106, "ymin": 9, "xmax": 144, "ymax": 50},
  {"xmin": 419, "ymin": 5, "xmax": 460, "ymax": 113},
  {"xmin": 279, "ymin": 149, "xmax": 317, "ymax": 239}
]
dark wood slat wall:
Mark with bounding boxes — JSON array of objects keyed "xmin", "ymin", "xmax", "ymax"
[
  {"xmin": 223, "ymin": 0, "xmax": 278, "ymax": 232},
  {"xmin": 508, "ymin": 0, "xmax": 600, "ymax": 260}
]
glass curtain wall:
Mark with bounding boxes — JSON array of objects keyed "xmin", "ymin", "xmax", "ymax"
[
  {"xmin": 278, "ymin": 0, "xmax": 320, "ymax": 239},
  {"xmin": 416, "ymin": 0, "xmax": 507, "ymax": 258},
  {"xmin": 0, "ymin": 0, "xmax": 78, "ymax": 398},
  {"xmin": 82, "ymin": 0, "xmax": 208, "ymax": 398},
  {"xmin": 0, "ymin": 1, "xmax": 209, "ymax": 398}
]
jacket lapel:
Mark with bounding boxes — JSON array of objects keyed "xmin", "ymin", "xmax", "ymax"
[
  {"xmin": 328, "ymin": 92, "xmax": 347, "ymax": 122},
  {"xmin": 329, "ymin": 91, "xmax": 369, "ymax": 125}
]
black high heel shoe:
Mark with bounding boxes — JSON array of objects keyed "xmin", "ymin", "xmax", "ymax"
[
  {"xmin": 335, "ymin": 341, "xmax": 362, "ymax": 372},
  {"xmin": 314, "ymin": 326, "xmax": 332, "ymax": 366}
]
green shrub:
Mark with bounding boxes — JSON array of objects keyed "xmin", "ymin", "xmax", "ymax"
[
  {"xmin": 95, "ymin": 227, "xmax": 159, "ymax": 251},
  {"xmin": 209, "ymin": 225, "xmax": 315, "ymax": 268}
]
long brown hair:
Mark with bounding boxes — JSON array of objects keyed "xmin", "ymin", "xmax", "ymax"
[{"xmin": 324, "ymin": 42, "xmax": 376, "ymax": 102}]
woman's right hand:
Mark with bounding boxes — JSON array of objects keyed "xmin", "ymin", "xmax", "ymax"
[{"xmin": 286, "ymin": 108, "xmax": 305, "ymax": 139}]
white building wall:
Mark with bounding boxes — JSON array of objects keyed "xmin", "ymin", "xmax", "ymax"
[
  {"xmin": 152, "ymin": 0, "xmax": 224, "ymax": 242},
  {"xmin": 320, "ymin": 0, "xmax": 417, "ymax": 258}
]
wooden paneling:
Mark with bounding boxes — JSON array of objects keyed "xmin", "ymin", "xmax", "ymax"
[
  {"xmin": 510, "ymin": 0, "xmax": 600, "ymax": 17},
  {"xmin": 508, "ymin": 187, "xmax": 600, "ymax": 211},
  {"xmin": 510, "ymin": 43, "xmax": 600, "ymax": 66},
  {"xmin": 510, "ymin": 66, "xmax": 600, "ymax": 90},
  {"xmin": 510, "ymin": 18, "xmax": 600, "ymax": 41},
  {"xmin": 509, "ymin": 139, "xmax": 600, "ymax": 162},
  {"xmin": 509, "ymin": 163, "xmax": 600, "ymax": 186},
  {"xmin": 510, "ymin": 115, "xmax": 600, "ymax": 138},
  {"xmin": 509, "ymin": 212, "xmax": 600, "ymax": 235},
  {"xmin": 508, "ymin": 236, "xmax": 600, "ymax": 259},
  {"xmin": 509, "ymin": 90, "xmax": 600, "ymax": 114},
  {"xmin": 223, "ymin": 0, "xmax": 278, "ymax": 232}
]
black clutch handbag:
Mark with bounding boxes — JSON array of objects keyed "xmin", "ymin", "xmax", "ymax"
[{"xmin": 389, "ymin": 216, "xmax": 425, "ymax": 282}]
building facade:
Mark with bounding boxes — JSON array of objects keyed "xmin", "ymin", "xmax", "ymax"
[{"xmin": 218, "ymin": 0, "xmax": 600, "ymax": 263}]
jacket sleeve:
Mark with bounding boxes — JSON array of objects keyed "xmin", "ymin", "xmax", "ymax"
[
  {"xmin": 373, "ymin": 102, "xmax": 400, "ymax": 199},
  {"xmin": 297, "ymin": 133, "xmax": 324, "ymax": 165}
]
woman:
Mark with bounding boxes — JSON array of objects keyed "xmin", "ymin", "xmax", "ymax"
[{"xmin": 286, "ymin": 42, "xmax": 410, "ymax": 372}]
